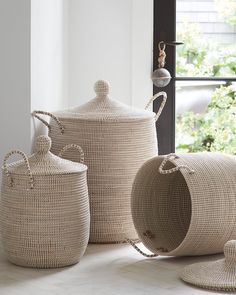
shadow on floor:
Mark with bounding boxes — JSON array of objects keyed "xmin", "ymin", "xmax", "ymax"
[{"xmin": 115, "ymin": 253, "xmax": 226, "ymax": 294}]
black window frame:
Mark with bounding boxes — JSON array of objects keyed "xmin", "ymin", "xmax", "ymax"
[{"xmin": 153, "ymin": 0, "xmax": 236, "ymax": 155}]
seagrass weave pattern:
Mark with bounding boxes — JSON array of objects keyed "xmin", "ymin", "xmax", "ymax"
[
  {"xmin": 32, "ymin": 80, "xmax": 167, "ymax": 243},
  {"xmin": 181, "ymin": 240, "xmax": 236, "ymax": 292},
  {"xmin": 131, "ymin": 152, "xmax": 236, "ymax": 257},
  {"xmin": 0, "ymin": 135, "xmax": 90, "ymax": 268}
]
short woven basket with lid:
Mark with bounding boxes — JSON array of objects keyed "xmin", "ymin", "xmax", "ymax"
[
  {"xmin": 0, "ymin": 135, "xmax": 89, "ymax": 268},
  {"xmin": 32, "ymin": 80, "xmax": 167, "ymax": 243}
]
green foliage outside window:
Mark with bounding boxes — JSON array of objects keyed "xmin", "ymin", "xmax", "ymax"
[
  {"xmin": 176, "ymin": 3, "xmax": 236, "ymax": 154},
  {"xmin": 176, "ymin": 85, "xmax": 236, "ymax": 154},
  {"xmin": 215, "ymin": 0, "xmax": 236, "ymax": 26},
  {"xmin": 176, "ymin": 22, "xmax": 236, "ymax": 78}
]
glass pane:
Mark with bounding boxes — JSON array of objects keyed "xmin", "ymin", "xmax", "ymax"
[
  {"xmin": 176, "ymin": 81, "xmax": 236, "ymax": 154},
  {"xmin": 176, "ymin": 0, "xmax": 236, "ymax": 77}
]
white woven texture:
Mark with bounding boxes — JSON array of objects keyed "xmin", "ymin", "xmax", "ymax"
[
  {"xmin": 131, "ymin": 152, "xmax": 236, "ymax": 256},
  {"xmin": 55, "ymin": 80, "xmax": 155, "ymax": 121},
  {"xmin": 32, "ymin": 81, "xmax": 167, "ymax": 243},
  {"xmin": 0, "ymin": 135, "xmax": 90, "ymax": 268},
  {"xmin": 181, "ymin": 240, "xmax": 236, "ymax": 292}
]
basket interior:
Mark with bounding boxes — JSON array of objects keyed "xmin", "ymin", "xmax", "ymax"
[{"xmin": 132, "ymin": 158, "xmax": 192, "ymax": 254}]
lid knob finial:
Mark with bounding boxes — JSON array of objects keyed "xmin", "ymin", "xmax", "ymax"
[
  {"xmin": 94, "ymin": 80, "xmax": 110, "ymax": 97},
  {"xmin": 35, "ymin": 135, "xmax": 52, "ymax": 154},
  {"xmin": 224, "ymin": 240, "xmax": 236, "ymax": 265}
]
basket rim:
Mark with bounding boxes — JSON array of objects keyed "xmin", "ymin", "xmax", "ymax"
[
  {"xmin": 131, "ymin": 155, "xmax": 193, "ymax": 256},
  {"xmin": 160, "ymin": 156, "xmax": 193, "ymax": 256}
]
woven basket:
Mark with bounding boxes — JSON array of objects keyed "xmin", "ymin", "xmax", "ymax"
[
  {"xmin": 0, "ymin": 135, "xmax": 90, "ymax": 268},
  {"xmin": 131, "ymin": 152, "xmax": 236, "ymax": 256},
  {"xmin": 32, "ymin": 80, "xmax": 167, "ymax": 243}
]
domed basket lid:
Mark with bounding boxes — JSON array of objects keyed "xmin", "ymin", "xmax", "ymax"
[
  {"xmin": 55, "ymin": 80, "xmax": 158, "ymax": 122},
  {"xmin": 180, "ymin": 240, "xmax": 236, "ymax": 292},
  {"xmin": 3, "ymin": 135, "xmax": 87, "ymax": 176}
]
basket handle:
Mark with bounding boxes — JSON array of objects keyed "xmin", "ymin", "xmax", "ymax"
[
  {"xmin": 32, "ymin": 110, "xmax": 65, "ymax": 134},
  {"xmin": 145, "ymin": 91, "xmax": 167, "ymax": 122},
  {"xmin": 159, "ymin": 153, "xmax": 195, "ymax": 174},
  {"xmin": 3, "ymin": 150, "xmax": 34, "ymax": 189},
  {"xmin": 126, "ymin": 239, "xmax": 158, "ymax": 258},
  {"xmin": 58, "ymin": 144, "xmax": 84, "ymax": 164}
]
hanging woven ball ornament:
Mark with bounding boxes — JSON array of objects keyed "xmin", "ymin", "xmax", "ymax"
[
  {"xmin": 152, "ymin": 41, "xmax": 172, "ymax": 88},
  {"xmin": 152, "ymin": 68, "xmax": 171, "ymax": 88}
]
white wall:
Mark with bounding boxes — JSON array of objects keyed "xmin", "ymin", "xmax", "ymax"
[
  {"xmin": 0, "ymin": 0, "xmax": 31, "ymax": 167},
  {"xmin": 131, "ymin": 0, "xmax": 153, "ymax": 108},
  {"xmin": 66, "ymin": 0, "xmax": 153, "ymax": 108},
  {"xmin": 31, "ymin": 0, "xmax": 153, "ymax": 123},
  {"xmin": 31, "ymin": 0, "xmax": 67, "ymax": 112},
  {"xmin": 0, "ymin": 0, "xmax": 153, "ymax": 169},
  {"xmin": 31, "ymin": 0, "xmax": 68, "ymax": 140}
]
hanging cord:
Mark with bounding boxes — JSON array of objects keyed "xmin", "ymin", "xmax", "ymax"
[
  {"xmin": 158, "ymin": 41, "xmax": 166, "ymax": 68},
  {"xmin": 157, "ymin": 41, "xmax": 184, "ymax": 68}
]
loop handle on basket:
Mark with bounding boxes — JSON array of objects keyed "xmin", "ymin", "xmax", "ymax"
[
  {"xmin": 126, "ymin": 239, "xmax": 158, "ymax": 258},
  {"xmin": 145, "ymin": 91, "xmax": 167, "ymax": 122},
  {"xmin": 32, "ymin": 110, "xmax": 65, "ymax": 134},
  {"xmin": 3, "ymin": 150, "xmax": 34, "ymax": 189},
  {"xmin": 58, "ymin": 144, "xmax": 84, "ymax": 164},
  {"xmin": 159, "ymin": 153, "xmax": 195, "ymax": 175}
]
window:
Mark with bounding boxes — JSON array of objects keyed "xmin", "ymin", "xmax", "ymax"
[{"xmin": 154, "ymin": 0, "xmax": 236, "ymax": 155}]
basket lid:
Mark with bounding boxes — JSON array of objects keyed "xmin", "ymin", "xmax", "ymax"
[
  {"xmin": 181, "ymin": 240, "xmax": 236, "ymax": 292},
  {"xmin": 5, "ymin": 135, "xmax": 87, "ymax": 176},
  {"xmin": 55, "ymin": 80, "xmax": 155, "ymax": 121}
]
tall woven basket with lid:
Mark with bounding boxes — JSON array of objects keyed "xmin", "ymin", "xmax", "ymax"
[
  {"xmin": 1, "ymin": 135, "xmax": 90, "ymax": 268},
  {"xmin": 32, "ymin": 80, "xmax": 167, "ymax": 243}
]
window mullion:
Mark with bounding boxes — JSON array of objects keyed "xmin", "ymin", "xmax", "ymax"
[{"xmin": 153, "ymin": 0, "xmax": 176, "ymax": 155}]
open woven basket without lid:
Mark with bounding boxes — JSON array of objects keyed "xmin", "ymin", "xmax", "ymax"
[
  {"xmin": 32, "ymin": 80, "xmax": 167, "ymax": 243},
  {"xmin": 130, "ymin": 152, "xmax": 236, "ymax": 257}
]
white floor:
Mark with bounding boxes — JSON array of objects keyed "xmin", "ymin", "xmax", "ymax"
[{"xmin": 0, "ymin": 243, "xmax": 226, "ymax": 295}]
